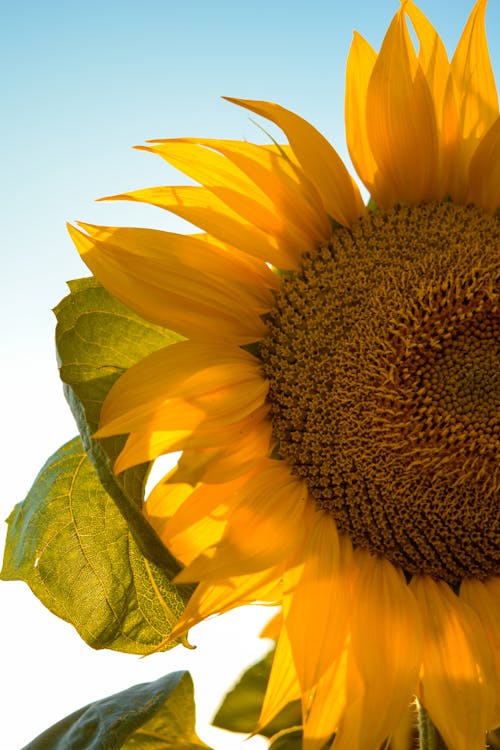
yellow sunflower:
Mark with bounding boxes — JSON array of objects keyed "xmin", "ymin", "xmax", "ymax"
[{"xmin": 68, "ymin": 1, "xmax": 499, "ymax": 748}]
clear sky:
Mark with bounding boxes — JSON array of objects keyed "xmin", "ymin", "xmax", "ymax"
[{"xmin": 1, "ymin": 1, "xmax": 498, "ymax": 748}]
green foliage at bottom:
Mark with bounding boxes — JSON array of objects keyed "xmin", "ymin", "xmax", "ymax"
[
  {"xmin": 22, "ymin": 671, "xmax": 212, "ymax": 750},
  {"xmin": 213, "ymin": 648, "xmax": 301, "ymax": 738}
]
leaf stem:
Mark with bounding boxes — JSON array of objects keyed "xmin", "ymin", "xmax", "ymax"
[{"xmin": 417, "ymin": 701, "xmax": 447, "ymax": 750}]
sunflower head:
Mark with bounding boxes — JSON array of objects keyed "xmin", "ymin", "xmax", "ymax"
[{"xmin": 69, "ymin": 1, "xmax": 499, "ymax": 749}]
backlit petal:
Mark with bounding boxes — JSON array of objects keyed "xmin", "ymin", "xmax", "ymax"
[
  {"xmin": 169, "ymin": 566, "xmax": 283, "ymax": 640},
  {"xmin": 166, "ymin": 138, "xmax": 332, "ymax": 244},
  {"xmin": 185, "ymin": 419, "xmax": 273, "ymax": 484},
  {"xmin": 345, "ymin": 32, "xmax": 379, "ymax": 197},
  {"xmin": 404, "ymin": 1, "xmax": 450, "ymax": 118},
  {"xmin": 286, "ymin": 512, "xmax": 352, "ymax": 692},
  {"xmin": 460, "ymin": 576, "xmax": 500, "ymax": 726},
  {"xmin": 451, "ymin": 0, "xmax": 499, "ymax": 199},
  {"xmin": 107, "ymin": 184, "xmax": 299, "ymax": 269},
  {"xmin": 114, "ymin": 431, "xmax": 189, "ymax": 474},
  {"xmin": 145, "ymin": 478, "xmax": 238, "ymax": 565},
  {"xmin": 95, "ymin": 341, "xmax": 268, "ymax": 438},
  {"xmin": 389, "ymin": 702, "xmax": 418, "ymax": 750},
  {"xmin": 257, "ymin": 622, "xmax": 301, "ymax": 731},
  {"xmin": 411, "ymin": 575, "xmax": 496, "ymax": 750},
  {"xmin": 174, "ymin": 462, "xmax": 309, "ymax": 582},
  {"xmin": 404, "ymin": 0, "xmax": 459, "ymax": 195},
  {"xmin": 69, "ymin": 222, "xmax": 272, "ymax": 343},
  {"xmin": 113, "ymin": 404, "xmax": 271, "ymax": 475},
  {"xmin": 144, "ymin": 480, "xmax": 192, "ymax": 533},
  {"xmin": 302, "ymin": 648, "xmax": 348, "ymax": 750},
  {"xmin": 366, "ymin": 8, "xmax": 439, "ymax": 205},
  {"xmin": 332, "ymin": 551, "xmax": 421, "ymax": 750},
  {"xmin": 467, "ymin": 116, "xmax": 500, "ymax": 213},
  {"xmin": 141, "ymin": 140, "xmax": 312, "ymax": 266},
  {"xmin": 259, "ymin": 611, "xmax": 281, "ymax": 641},
  {"xmin": 225, "ymin": 97, "xmax": 366, "ymax": 226}
]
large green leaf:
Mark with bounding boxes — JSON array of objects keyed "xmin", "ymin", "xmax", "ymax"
[
  {"xmin": 55, "ymin": 276, "xmax": 184, "ymax": 572},
  {"xmin": 213, "ymin": 648, "xmax": 302, "ymax": 738},
  {"xmin": 1, "ymin": 438, "xmax": 188, "ymax": 653},
  {"xmin": 23, "ymin": 671, "xmax": 212, "ymax": 750}
]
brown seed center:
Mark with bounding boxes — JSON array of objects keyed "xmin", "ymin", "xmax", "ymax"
[{"xmin": 261, "ymin": 202, "xmax": 499, "ymax": 583}]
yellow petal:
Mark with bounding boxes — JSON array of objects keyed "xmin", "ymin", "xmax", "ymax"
[
  {"xmin": 139, "ymin": 139, "xmax": 277, "ymax": 222},
  {"xmin": 260, "ymin": 611, "xmax": 282, "ymax": 641},
  {"xmin": 174, "ymin": 462, "xmax": 309, "ymax": 582},
  {"xmin": 366, "ymin": 7, "xmax": 439, "ymax": 205},
  {"xmin": 113, "ymin": 430, "xmax": 187, "ymax": 474},
  {"xmin": 332, "ymin": 551, "xmax": 421, "ymax": 750},
  {"xmin": 220, "ymin": 142, "xmax": 331, "ymax": 241},
  {"xmin": 167, "ymin": 137, "xmax": 332, "ymax": 244},
  {"xmin": 154, "ymin": 475, "xmax": 241, "ymax": 538},
  {"xmin": 113, "ymin": 404, "xmax": 271, "ymax": 475},
  {"xmin": 328, "ymin": 650, "xmax": 365, "ymax": 750},
  {"xmin": 389, "ymin": 701, "xmax": 418, "ymax": 750},
  {"xmin": 225, "ymin": 97, "xmax": 366, "ymax": 226},
  {"xmin": 109, "ymin": 373, "xmax": 266, "ymax": 437},
  {"xmin": 155, "ymin": 465, "xmax": 298, "ymax": 571},
  {"xmin": 76, "ymin": 220, "xmax": 270, "ymax": 300},
  {"xmin": 95, "ymin": 342, "xmax": 268, "ymax": 438},
  {"xmin": 145, "ymin": 479, "xmax": 192, "ymax": 530},
  {"xmin": 145, "ymin": 478, "xmax": 236, "ymax": 565},
  {"xmin": 467, "ymin": 116, "xmax": 500, "ymax": 213},
  {"xmin": 403, "ymin": 0, "xmax": 459, "ymax": 196},
  {"xmin": 160, "ymin": 447, "xmax": 220, "ymax": 488},
  {"xmin": 185, "ymin": 418, "xmax": 273, "ymax": 484},
  {"xmin": 257, "ymin": 621, "xmax": 301, "ymax": 731},
  {"xmin": 285, "ymin": 513, "xmax": 352, "ymax": 692},
  {"xmin": 169, "ymin": 566, "xmax": 283, "ymax": 640},
  {"xmin": 345, "ymin": 31, "xmax": 379, "ymax": 197},
  {"xmin": 411, "ymin": 575, "xmax": 496, "ymax": 750},
  {"xmin": 302, "ymin": 647, "xmax": 348, "ymax": 750},
  {"xmin": 107, "ymin": 184, "xmax": 299, "ymax": 269},
  {"xmin": 404, "ymin": 1, "xmax": 450, "ymax": 115},
  {"xmin": 165, "ymin": 501, "xmax": 229, "ymax": 566},
  {"xmin": 451, "ymin": 0, "xmax": 499, "ymax": 200},
  {"xmin": 460, "ymin": 576, "xmax": 500, "ymax": 726},
  {"xmin": 68, "ymin": 222, "xmax": 272, "ymax": 343},
  {"xmin": 141, "ymin": 140, "xmax": 311, "ymax": 266}
]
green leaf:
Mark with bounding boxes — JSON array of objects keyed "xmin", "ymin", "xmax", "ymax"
[
  {"xmin": 1, "ymin": 438, "xmax": 189, "ymax": 653},
  {"xmin": 268, "ymin": 729, "xmax": 304, "ymax": 750},
  {"xmin": 213, "ymin": 648, "xmax": 302, "ymax": 738},
  {"xmin": 55, "ymin": 276, "xmax": 185, "ymax": 573},
  {"xmin": 23, "ymin": 671, "xmax": 213, "ymax": 750}
]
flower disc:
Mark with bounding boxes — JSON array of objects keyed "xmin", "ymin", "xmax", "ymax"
[{"xmin": 261, "ymin": 202, "xmax": 499, "ymax": 583}]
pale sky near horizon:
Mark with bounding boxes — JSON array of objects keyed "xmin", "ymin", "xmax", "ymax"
[{"xmin": 1, "ymin": 1, "xmax": 498, "ymax": 748}]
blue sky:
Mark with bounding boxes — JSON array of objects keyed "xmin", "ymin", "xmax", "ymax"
[{"xmin": 1, "ymin": 1, "xmax": 498, "ymax": 747}]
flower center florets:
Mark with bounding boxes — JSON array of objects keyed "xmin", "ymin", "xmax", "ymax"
[{"xmin": 261, "ymin": 202, "xmax": 499, "ymax": 583}]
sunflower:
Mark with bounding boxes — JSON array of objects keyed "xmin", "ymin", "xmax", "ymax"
[{"xmin": 68, "ymin": 1, "xmax": 499, "ymax": 748}]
